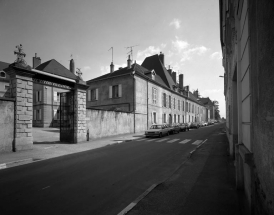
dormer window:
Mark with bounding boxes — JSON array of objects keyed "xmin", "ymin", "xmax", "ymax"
[
  {"xmin": 151, "ymin": 69, "xmax": 156, "ymax": 80},
  {"xmin": 0, "ymin": 71, "xmax": 6, "ymax": 78}
]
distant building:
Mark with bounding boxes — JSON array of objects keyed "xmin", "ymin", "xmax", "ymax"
[
  {"xmin": 0, "ymin": 61, "xmax": 10, "ymax": 97},
  {"xmin": 220, "ymin": 0, "xmax": 274, "ymax": 214},
  {"xmin": 199, "ymin": 97, "xmax": 215, "ymax": 121},
  {"xmin": 86, "ymin": 52, "xmax": 209, "ymax": 130}
]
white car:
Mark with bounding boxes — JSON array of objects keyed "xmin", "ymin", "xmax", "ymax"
[
  {"xmin": 203, "ymin": 122, "xmax": 208, "ymax": 126},
  {"xmin": 145, "ymin": 124, "xmax": 170, "ymax": 138}
]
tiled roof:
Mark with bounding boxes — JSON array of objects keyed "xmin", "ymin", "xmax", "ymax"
[
  {"xmin": 141, "ymin": 54, "xmax": 176, "ymax": 89},
  {"xmin": 35, "ymin": 59, "xmax": 78, "ymax": 80}
]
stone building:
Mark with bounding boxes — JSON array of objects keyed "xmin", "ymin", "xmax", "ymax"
[
  {"xmin": 86, "ymin": 53, "xmax": 208, "ymax": 130},
  {"xmin": 219, "ymin": 0, "xmax": 274, "ymax": 214}
]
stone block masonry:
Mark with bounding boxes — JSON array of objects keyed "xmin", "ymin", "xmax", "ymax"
[{"xmin": 74, "ymin": 89, "xmax": 87, "ymax": 142}]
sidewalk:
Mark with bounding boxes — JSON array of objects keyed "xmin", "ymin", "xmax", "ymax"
[
  {"xmin": 128, "ymin": 129, "xmax": 243, "ymax": 215},
  {"xmin": 0, "ymin": 131, "xmax": 145, "ymax": 170}
]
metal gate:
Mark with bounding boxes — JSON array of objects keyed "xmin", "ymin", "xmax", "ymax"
[{"xmin": 60, "ymin": 91, "xmax": 74, "ymax": 143}]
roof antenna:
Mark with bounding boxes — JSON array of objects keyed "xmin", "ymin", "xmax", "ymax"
[
  {"xmin": 108, "ymin": 47, "xmax": 113, "ymax": 62},
  {"xmin": 125, "ymin": 45, "xmax": 139, "ymax": 61}
]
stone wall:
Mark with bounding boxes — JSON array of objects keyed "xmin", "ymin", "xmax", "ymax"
[
  {"xmin": 0, "ymin": 98, "xmax": 14, "ymax": 153},
  {"xmin": 86, "ymin": 109, "xmax": 146, "ymax": 140},
  {"xmin": 74, "ymin": 89, "xmax": 87, "ymax": 142}
]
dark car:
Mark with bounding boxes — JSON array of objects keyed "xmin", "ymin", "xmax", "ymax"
[
  {"xmin": 172, "ymin": 124, "xmax": 181, "ymax": 134},
  {"xmin": 178, "ymin": 123, "xmax": 188, "ymax": 131},
  {"xmin": 190, "ymin": 122, "xmax": 199, "ymax": 129},
  {"xmin": 165, "ymin": 124, "xmax": 175, "ymax": 135}
]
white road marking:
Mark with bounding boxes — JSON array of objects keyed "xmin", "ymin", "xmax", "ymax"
[
  {"xmin": 156, "ymin": 138, "xmax": 169, "ymax": 142},
  {"xmin": 147, "ymin": 139, "xmax": 157, "ymax": 142},
  {"xmin": 192, "ymin": 140, "xmax": 203, "ymax": 145},
  {"xmin": 179, "ymin": 139, "xmax": 191, "ymax": 144},
  {"xmin": 167, "ymin": 139, "xmax": 180, "ymax": 143},
  {"xmin": 42, "ymin": 186, "xmax": 50, "ymax": 190}
]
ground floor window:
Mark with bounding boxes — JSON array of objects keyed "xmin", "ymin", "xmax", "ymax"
[
  {"xmin": 174, "ymin": 114, "xmax": 176, "ymax": 123},
  {"xmin": 178, "ymin": 115, "xmax": 180, "ymax": 123},
  {"xmin": 162, "ymin": 113, "xmax": 166, "ymax": 123},
  {"xmin": 182, "ymin": 115, "xmax": 184, "ymax": 123},
  {"xmin": 152, "ymin": 112, "xmax": 156, "ymax": 124}
]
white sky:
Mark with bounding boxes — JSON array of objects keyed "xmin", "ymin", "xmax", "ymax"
[{"xmin": 0, "ymin": 0, "xmax": 225, "ymax": 117}]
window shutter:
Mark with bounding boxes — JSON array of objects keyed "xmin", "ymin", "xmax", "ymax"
[
  {"xmin": 109, "ymin": 86, "xmax": 112, "ymax": 98},
  {"xmin": 39, "ymin": 109, "xmax": 42, "ymax": 120},
  {"xmin": 118, "ymin": 84, "xmax": 122, "ymax": 97},
  {"xmin": 36, "ymin": 91, "xmax": 38, "ymax": 102},
  {"xmin": 34, "ymin": 110, "xmax": 36, "ymax": 120},
  {"xmin": 87, "ymin": 90, "xmax": 91, "ymax": 101},
  {"xmin": 39, "ymin": 90, "xmax": 42, "ymax": 101},
  {"xmin": 95, "ymin": 88, "xmax": 98, "ymax": 100}
]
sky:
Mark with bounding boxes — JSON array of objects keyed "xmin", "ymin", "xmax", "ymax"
[{"xmin": 0, "ymin": 0, "xmax": 225, "ymax": 118}]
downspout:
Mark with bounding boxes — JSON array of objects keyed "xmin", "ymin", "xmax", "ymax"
[
  {"xmin": 147, "ymin": 78, "xmax": 149, "ymax": 129},
  {"xmin": 132, "ymin": 72, "xmax": 135, "ymax": 133}
]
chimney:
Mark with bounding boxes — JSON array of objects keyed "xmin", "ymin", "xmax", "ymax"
[
  {"xmin": 159, "ymin": 52, "xmax": 165, "ymax": 66},
  {"xmin": 32, "ymin": 53, "xmax": 41, "ymax": 68},
  {"xmin": 172, "ymin": 71, "xmax": 177, "ymax": 83},
  {"xmin": 179, "ymin": 74, "xmax": 184, "ymax": 89},
  {"xmin": 70, "ymin": 59, "xmax": 75, "ymax": 74},
  {"xmin": 167, "ymin": 65, "xmax": 172, "ymax": 76},
  {"xmin": 110, "ymin": 62, "xmax": 114, "ymax": 73},
  {"xmin": 127, "ymin": 55, "xmax": 132, "ymax": 69}
]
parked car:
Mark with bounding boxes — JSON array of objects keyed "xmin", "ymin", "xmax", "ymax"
[
  {"xmin": 165, "ymin": 124, "xmax": 175, "ymax": 134},
  {"xmin": 172, "ymin": 124, "xmax": 181, "ymax": 134},
  {"xmin": 203, "ymin": 121, "xmax": 208, "ymax": 126},
  {"xmin": 178, "ymin": 123, "xmax": 188, "ymax": 131},
  {"xmin": 190, "ymin": 122, "xmax": 200, "ymax": 129},
  {"xmin": 198, "ymin": 122, "xmax": 204, "ymax": 127},
  {"xmin": 145, "ymin": 124, "xmax": 169, "ymax": 138}
]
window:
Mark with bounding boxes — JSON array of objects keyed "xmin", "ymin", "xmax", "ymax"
[
  {"xmin": 169, "ymin": 95, "xmax": 171, "ymax": 108},
  {"xmin": 53, "ymin": 91, "xmax": 60, "ymax": 102},
  {"xmin": 174, "ymin": 114, "xmax": 176, "ymax": 123},
  {"xmin": 189, "ymin": 103, "xmax": 191, "ymax": 113},
  {"xmin": 182, "ymin": 101, "xmax": 184, "ymax": 111},
  {"xmin": 173, "ymin": 98, "xmax": 175, "ymax": 109},
  {"xmin": 178, "ymin": 115, "xmax": 180, "ymax": 123},
  {"xmin": 35, "ymin": 109, "xmax": 41, "ymax": 120},
  {"xmin": 162, "ymin": 93, "xmax": 167, "ymax": 107},
  {"xmin": 88, "ymin": 88, "xmax": 98, "ymax": 101},
  {"xmin": 162, "ymin": 113, "xmax": 166, "ymax": 123},
  {"xmin": 182, "ymin": 115, "xmax": 184, "ymax": 123},
  {"xmin": 186, "ymin": 102, "xmax": 188, "ymax": 112},
  {"xmin": 178, "ymin": 100, "xmax": 180, "ymax": 111},
  {"xmin": 0, "ymin": 72, "xmax": 5, "ymax": 78},
  {"xmin": 152, "ymin": 112, "xmax": 156, "ymax": 124},
  {"xmin": 152, "ymin": 88, "xmax": 157, "ymax": 104},
  {"xmin": 109, "ymin": 84, "xmax": 122, "ymax": 98},
  {"xmin": 5, "ymin": 84, "xmax": 9, "ymax": 90},
  {"xmin": 36, "ymin": 90, "xmax": 42, "ymax": 102},
  {"xmin": 192, "ymin": 104, "xmax": 194, "ymax": 113}
]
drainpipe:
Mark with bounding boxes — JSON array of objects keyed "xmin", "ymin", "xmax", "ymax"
[
  {"xmin": 147, "ymin": 78, "xmax": 149, "ymax": 129},
  {"xmin": 132, "ymin": 71, "xmax": 136, "ymax": 133}
]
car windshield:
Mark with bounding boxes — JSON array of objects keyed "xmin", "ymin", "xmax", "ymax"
[{"xmin": 150, "ymin": 125, "xmax": 162, "ymax": 129}]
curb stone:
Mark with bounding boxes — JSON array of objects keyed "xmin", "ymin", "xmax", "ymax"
[{"xmin": 0, "ymin": 158, "xmax": 33, "ymax": 170}]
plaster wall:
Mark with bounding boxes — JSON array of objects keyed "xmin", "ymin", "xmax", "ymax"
[
  {"xmin": 87, "ymin": 75, "xmax": 133, "ymax": 112},
  {"xmin": 0, "ymin": 99, "xmax": 14, "ymax": 153}
]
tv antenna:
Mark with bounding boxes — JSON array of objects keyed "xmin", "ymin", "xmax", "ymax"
[
  {"xmin": 125, "ymin": 45, "xmax": 139, "ymax": 61},
  {"xmin": 108, "ymin": 47, "xmax": 113, "ymax": 62}
]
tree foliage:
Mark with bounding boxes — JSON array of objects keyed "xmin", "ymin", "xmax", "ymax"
[{"xmin": 213, "ymin": 100, "xmax": 221, "ymax": 120}]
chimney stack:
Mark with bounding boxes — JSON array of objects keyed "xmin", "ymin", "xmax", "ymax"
[
  {"xmin": 167, "ymin": 65, "xmax": 172, "ymax": 76},
  {"xmin": 70, "ymin": 59, "xmax": 75, "ymax": 74},
  {"xmin": 32, "ymin": 53, "xmax": 41, "ymax": 68},
  {"xmin": 110, "ymin": 62, "xmax": 114, "ymax": 73},
  {"xmin": 127, "ymin": 55, "xmax": 132, "ymax": 69},
  {"xmin": 179, "ymin": 74, "xmax": 184, "ymax": 89},
  {"xmin": 172, "ymin": 71, "xmax": 177, "ymax": 83},
  {"xmin": 159, "ymin": 52, "xmax": 165, "ymax": 66}
]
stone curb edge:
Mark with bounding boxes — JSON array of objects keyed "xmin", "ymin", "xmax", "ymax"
[
  {"xmin": 0, "ymin": 158, "xmax": 33, "ymax": 170},
  {"xmin": 188, "ymin": 139, "xmax": 208, "ymax": 158}
]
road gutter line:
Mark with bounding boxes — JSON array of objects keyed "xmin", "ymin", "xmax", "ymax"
[
  {"xmin": 117, "ymin": 184, "xmax": 157, "ymax": 215},
  {"xmin": 189, "ymin": 139, "xmax": 208, "ymax": 158}
]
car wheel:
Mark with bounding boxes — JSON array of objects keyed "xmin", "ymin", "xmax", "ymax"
[{"xmin": 159, "ymin": 133, "xmax": 162, "ymax": 138}]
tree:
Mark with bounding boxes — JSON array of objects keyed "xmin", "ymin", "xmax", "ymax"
[{"xmin": 213, "ymin": 100, "xmax": 221, "ymax": 120}]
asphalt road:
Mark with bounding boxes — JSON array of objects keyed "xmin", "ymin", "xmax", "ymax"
[{"xmin": 0, "ymin": 123, "xmax": 223, "ymax": 215}]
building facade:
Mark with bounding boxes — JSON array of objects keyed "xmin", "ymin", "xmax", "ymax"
[
  {"xmin": 220, "ymin": 0, "xmax": 274, "ymax": 214},
  {"xmin": 87, "ymin": 53, "xmax": 209, "ymax": 130}
]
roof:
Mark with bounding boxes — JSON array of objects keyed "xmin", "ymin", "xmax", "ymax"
[
  {"xmin": 199, "ymin": 97, "xmax": 214, "ymax": 106},
  {"xmin": 141, "ymin": 54, "xmax": 176, "ymax": 89},
  {"xmin": 0, "ymin": 61, "xmax": 10, "ymax": 71},
  {"xmin": 35, "ymin": 59, "xmax": 78, "ymax": 80}
]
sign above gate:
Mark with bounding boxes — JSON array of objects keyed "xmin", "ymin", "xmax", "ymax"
[{"xmin": 33, "ymin": 78, "xmax": 72, "ymax": 90}]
